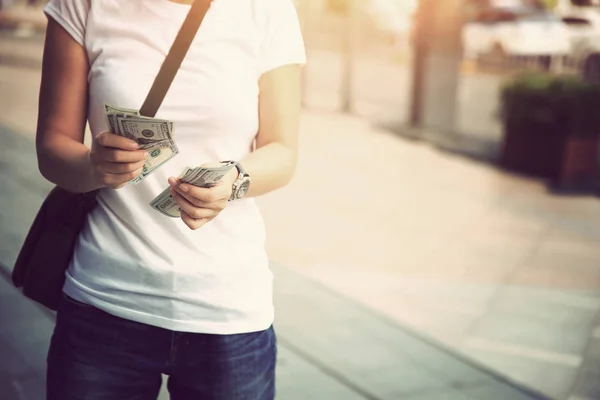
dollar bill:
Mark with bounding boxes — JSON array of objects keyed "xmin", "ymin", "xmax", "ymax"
[
  {"xmin": 103, "ymin": 103, "xmax": 179, "ymax": 184},
  {"xmin": 104, "ymin": 103, "xmax": 174, "ymax": 133},
  {"xmin": 149, "ymin": 163, "xmax": 236, "ymax": 218},
  {"xmin": 180, "ymin": 163, "xmax": 235, "ymax": 187},
  {"xmin": 118, "ymin": 118, "xmax": 174, "ymax": 151},
  {"xmin": 104, "ymin": 103, "xmax": 139, "ymax": 136},
  {"xmin": 131, "ymin": 142, "xmax": 180, "ymax": 184},
  {"xmin": 104, "ymin": 103, "xmax": 174, "ymax": 136},
  {"xmin": 104, "ymin": 103, "xmax": 140, "ymax": 116},
  {"xmin": 148, "ymin": 187, "xmax": 180, "ymax": 218}
]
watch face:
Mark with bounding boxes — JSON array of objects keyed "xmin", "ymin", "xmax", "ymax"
[{"xmin": 237, "ymin": 180, "xmax": 250, "ymax": 199}]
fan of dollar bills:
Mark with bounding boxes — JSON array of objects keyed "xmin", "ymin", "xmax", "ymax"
[
  {"xmin": 150, "ymin": 162, "xmax": 236, "ymax": 218},
  {"xmin": 104, "ymin": 103, "xmax": 179, "ymax": 184},
  {"xmin": 104, "ymin": 103, "xmax": 235, "ymax": 217}
]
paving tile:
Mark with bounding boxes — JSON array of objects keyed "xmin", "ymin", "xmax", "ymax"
[
  {"xmin": 583, "ymin": 339, "xmax": 600, "ymax": 362},
  {"xmin": 462, "ymin": 347, "xmax": 579, "ymax": 400},
  {"xmin": 401, "ymin": 346, "xmax": 493, "ymax": 388},
  {"xmin": 2, "ymin": 329, "xmax": 51, "ymax": 373},
  {"xmin": 380, "ymin": 308, "xmax": 476, "ymax": 348},
  {"xmin": 359, "ymin": 363, "xmax": 445, "ymax": 398},
  {"xmin": 287, "ymin": 269, "xmax": 500, "ymax": 353},
  {"xmin": 0, "ymin": 340, "xmax": 31, "ymax": 377},
  {"xmin": 9, "ymin": 371, "xmax": 46, "ymax": 400},
  {"xmin": 436, "ymin": 233, "xmax": 534, "ymax": 268},
  {"xmin": 272, "ymin": 265, "xmax": 540, "ymax": 400},
  {"xmin": 465, "ymin": 311, "xmax": 590, "ymax": 357},
  {"xmin": 157, "ymin": 375, "xmax": 170, "ymax": 400},
  {"xmin": 514, "ymin": 260, "xmax": 600, "ymax": 292},
  {"xmin": 461, "ymin": 383, "xmax": 546, "ymax": 400},
  {"xmin": 539, "ymin": 230, "xmax": 600, "ymax": 263},
  {"xmin": 498, "ymin": 286, "xmax": 600, "ymax": 311},
  {"xmin": 0, "ymin": 370, "xmax": 21, "ymax": 400},
  {"xmin": 0, "ymin": 274, "xmax": 54, "ymax": 379},
  {"xmin": 487, "ymin": 293, "xmax": 598, "ymax": 328},
  {"xmin": 0, "ymin": 136, "xmax": 51, "ymax": 196},
  {"xmin": 399, "ymin": 388, "xmax": 471, "ymax": 400},
  {"xmin": 427, "ymin": 258, "xmax": 518, "ymax": 285},
  {"xmin": 0, "ymin": 292, "xmax": 48, "ymax": 327},
  {"xmin": 569, "ymin": 367, "xmax": 600, "ymax": 400},
  {"xmin": 276, "ymin": 345, "xmax": 369, "ymax": 400},
  {"xmin": 0, "ymin": 306, "xmax": 55, "ymax": 343},
  {"xmin": 335, "ymin": 313, "xmax": 494, "ymax": 388},
  {"xmin": 0, "ymin": 169, "xmax": 48, "ymax": 267},
  {"xmin": 351, "ymin": 324, "xmax": 485, "ymax": 385},
  {"xmin": 496, "ymin": 197, "xmax": 600, "ymax": 242}
]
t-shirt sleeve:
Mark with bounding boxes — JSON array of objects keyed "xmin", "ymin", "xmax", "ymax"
[
  {"xmin": 259, "ymin": 0, "xmax": 307, "ymax": 75},
  {"xmin": 44, "ymin": 0, "xmax": 90, "ymax": 46}
]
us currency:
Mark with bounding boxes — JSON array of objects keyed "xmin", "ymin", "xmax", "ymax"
[
  {"xmin": 180, "ymin": 162, "xmax": 236, "ymax": 187},
  {"xmin": 103, "ymin": 103, "xmax": 178, "ymax": 184},
  {"xmin": 118, "ymin": 118, "xmax": 175, "ymax": 151},
  {"xmin": 104, "ymin": 103, "xmax": 175, "ymax": 142},
  {"xmin": 130, "ymin": 141, "xmax": 180, "ymax": 185},
  {"xmin": 149, "ymin": 163, "xmax": 236, "ymax": 218},
  {"xmin": 104, "ymin": 103, "xmax": 174, "ymax": 136},
  {"xmin": 104, "ymin": 103, "xmax": 139, "ymax": 136}
]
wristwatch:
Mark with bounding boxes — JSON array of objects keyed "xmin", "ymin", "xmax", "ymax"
[{"xmin": 224, "ymin": 161, "xmax": 251, "ymax": 201}]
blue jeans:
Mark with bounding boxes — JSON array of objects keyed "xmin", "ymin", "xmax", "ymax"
[{"xmin": 47, "ymin": 294, "xmax": 277, "ymax": 400}]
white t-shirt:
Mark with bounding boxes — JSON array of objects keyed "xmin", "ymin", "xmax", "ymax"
[{"xmin": 45, "ymin": 0, "xmax": 306, "ymax": 334}]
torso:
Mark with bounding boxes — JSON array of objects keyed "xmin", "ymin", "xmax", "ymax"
[{"xmin": 60, "ymin": 0, "xmax": 275, "ymax": 334}]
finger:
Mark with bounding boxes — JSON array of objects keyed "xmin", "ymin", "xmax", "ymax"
[
  {"xmin": 172, "ymin": 185, "xmax": 220, "ymax": 208},
  {"xmin": 95, "ymin": 131, "xmax": 140, "ymax": 150},
  {"xmin": 171, "ymin": 189, "xmax": 218, "ymax": 220},
  {"xmin": 173, "ymin": 187, "xmax": 208, "ymax": 208},
  {"xmin": 102, "ymin": 159, "xmax": 147, "ymax": 174},
  {"xmin": 103, "ymin": 167, "xmax": 144, "ymax": 188},
  {"xmin": 103, "ymin": 149, "xmax": 149, "ymax": 163},
  {"xmin": 181, "ymin": 211, "xmax": 206, "ymax": 230},
  {"xmin": 169, "ymin": 179, "xmax": 228, "ymax": 204}
]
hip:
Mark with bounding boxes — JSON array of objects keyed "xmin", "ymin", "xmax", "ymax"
[{"xmin": 48, "ymin": 293, "xmax": 277, "ymax": 399}]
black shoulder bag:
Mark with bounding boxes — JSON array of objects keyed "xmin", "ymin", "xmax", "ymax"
[{"xmin": 12, "ymin": 0, "xmax": 212, "ymax": 311}]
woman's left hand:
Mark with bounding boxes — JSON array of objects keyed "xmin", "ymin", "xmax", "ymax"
[{"xmin": 168, "ymin": 165, "xmax": 238, "ymax": 230}]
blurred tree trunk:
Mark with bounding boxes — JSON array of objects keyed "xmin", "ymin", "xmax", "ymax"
[
  {"xmin": 341, "ymin": 0, "xmax": 358, "ymax": 113},
  {"xmin": 410, "ymin": 0, "xmax": 466, "ymax": 134}
]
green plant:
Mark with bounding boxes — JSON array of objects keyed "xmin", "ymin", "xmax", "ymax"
[{"xmin": 500, "ymin": 72, "xmax": 600, "ymax": 138}]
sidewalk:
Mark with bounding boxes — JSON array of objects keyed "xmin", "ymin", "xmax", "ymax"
[
  {"xmin": 1, "ymin": 26, "xmax": 600, "ymax": 400},
  {"xmin": 260, "ymin": 111, "xmax": 600, "ymax": 400}
]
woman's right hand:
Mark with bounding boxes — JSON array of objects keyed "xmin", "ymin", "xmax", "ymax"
[{"xmin": 89, "ymin": 131, "xmax": 148, "ymax": 189}]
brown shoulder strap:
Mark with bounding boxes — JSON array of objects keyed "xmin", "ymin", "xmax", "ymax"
[{"xmin": 140, "ymin": 0, "xmax": 212, "ymax": 117}]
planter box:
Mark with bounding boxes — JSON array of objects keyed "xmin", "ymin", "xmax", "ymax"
[
  {"xmin": 557, "ymin": 136, "xmax": 599, "ymax": 188},
  {"xmin": 499, "ymin": 72, "xmax": 600, "ymax": 189},
  {"xmin": 500, "ymin": 124, "xmax": 565, "ymax": 179},
  {"xmin": 502, "ymin": 126, "xmax": 600, "ymax": 191}
]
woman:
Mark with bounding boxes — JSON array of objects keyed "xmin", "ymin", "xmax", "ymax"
[{"xmin": 37, "ymin": 0, "xmax": 305, "ymax": 399}]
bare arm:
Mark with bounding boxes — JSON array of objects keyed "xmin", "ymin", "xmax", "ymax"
[
  {"xmin": 238, "ymin": 64, "xmax": 302, "ymax": 197},
  {"xmin": 36, "ymin": 18, "xmax": 147, "ymax": 193},
  {"xmin": 168, "ymin": 64, "xmax": 302, "ymax": 230},
  {"xmin": 36, "ymin": 17, "xmax": 97, "ymax": 193}
]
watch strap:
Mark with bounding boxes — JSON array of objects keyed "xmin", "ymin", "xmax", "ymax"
[
  {"xmin": 221, "ymin": 161, "xmax": 248, "ymax": 177},
  {"xmin": 221, "ymin": 161, "xmax": 250, "ymax": 201}
]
